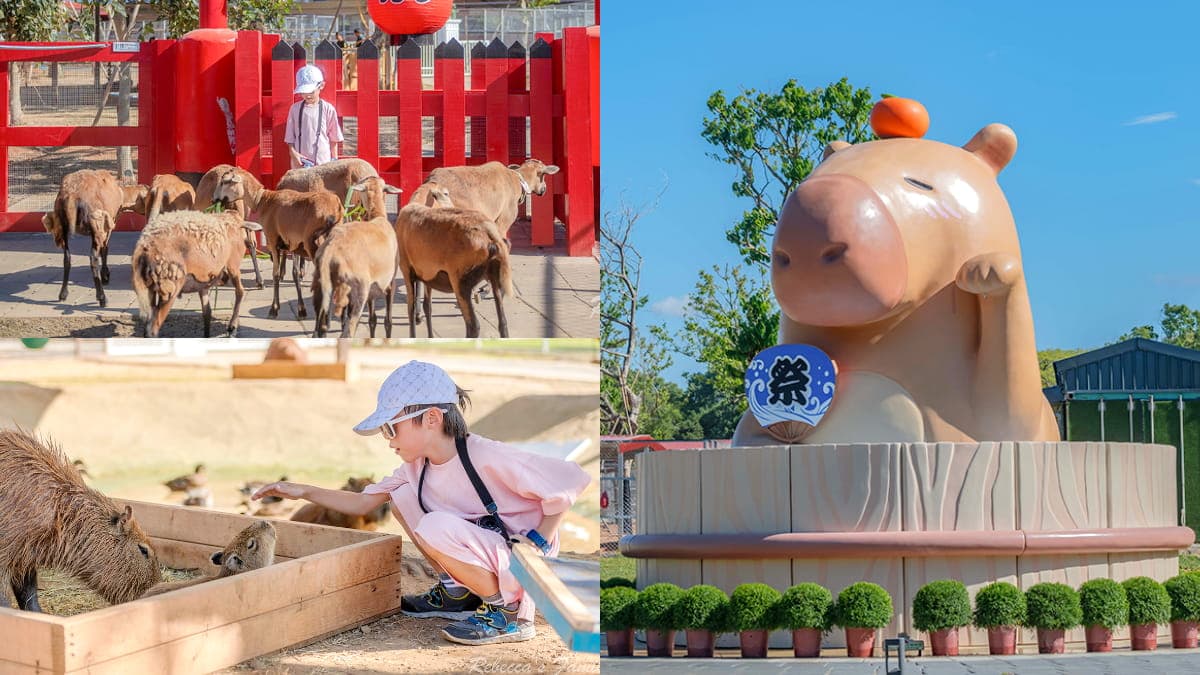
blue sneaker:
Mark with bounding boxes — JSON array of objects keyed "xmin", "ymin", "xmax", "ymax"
[
  {"xmin": 400, "ymin": 582, "xmax": 482, "ymax": 620},
  {"xmin": 440, "ymin": 602, "xmax": 536, "ymax": 645}
]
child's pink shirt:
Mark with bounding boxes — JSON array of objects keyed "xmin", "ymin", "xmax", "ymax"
[{"xmin": 283, "ymin": 99, "xmax": 343, "ymax": 165}]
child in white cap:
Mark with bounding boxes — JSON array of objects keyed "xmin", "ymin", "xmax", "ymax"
[
  {"xmin": 252, "ymin": 360, "xmax": 591, "ymax": 646},
  {"xmin": 285, "ymin": 64, "xmax": 344, "ymax": 169}
]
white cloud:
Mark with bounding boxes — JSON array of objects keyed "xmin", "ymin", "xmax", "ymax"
[
  {"xmin": 1124, "ymin": 112, "xmax": 1177, "ymax": 126},
  {"xmin": 650, "ymin": 296, "xmax": 688, "ymax": 317},
  {"xmin": 1191, "ymin": 178, "xmax": 1200, "ymax": 186}
]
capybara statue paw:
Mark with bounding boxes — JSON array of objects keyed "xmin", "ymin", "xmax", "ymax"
[{"xmin": 955, "ymin": 252, "xmax": 1021, "ymax": 297}]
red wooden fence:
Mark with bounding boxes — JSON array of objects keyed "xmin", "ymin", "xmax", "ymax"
[{"xmin": 0, "ymin": 28, "xmax": 597, "ymax": 256}]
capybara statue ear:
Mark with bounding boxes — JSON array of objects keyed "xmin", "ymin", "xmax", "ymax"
[
  {"xmin": 963, "ymin": 123, "xmax": 1017, "ymax": 175},
  {"xmin": 823, "ymin": 140, "xmax": 852, "ymax": 161}
]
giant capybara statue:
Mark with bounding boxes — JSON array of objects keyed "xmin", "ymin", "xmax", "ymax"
[
  {"xmin": 0, "ymin": 429, "xmax": 160, "ymax": 611},
  {"xmin": 734, "ymin": 124, "xmax": 1059, "ymax": 445},
  {"xmin": 290, "ymin": 476, "xmax": 390, "ymax": 530},
  {"xmin": 263, "ymin": 337, "xmax": 308, "ymax": 363},
  {"xmin": 144, "ymin": 520, "xmax": 276, "ymax": 596}
]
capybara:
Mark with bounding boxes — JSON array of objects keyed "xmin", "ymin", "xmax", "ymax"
[
  {"xmin": 263, "ymin": 337, "xmax": 308, "ymax": 363},
  {"xmin": 290, "ymin": 476, "xmax": 391, "ymax": 530},
  {"xmin": 0, "ymin": 429, "xmax": 160, "ymax": 611},
  {"xmin": 734, "ymin": 124, "xmax": 1059, "ymax": 445},
  {"xmin": 143, "ymin": 520, "xmax": 276, "ymax": 596}
]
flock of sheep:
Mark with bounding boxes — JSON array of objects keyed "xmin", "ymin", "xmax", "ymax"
[{"xmin": 40, "ymin": 157, "xmax": 560, "ymax": 338}]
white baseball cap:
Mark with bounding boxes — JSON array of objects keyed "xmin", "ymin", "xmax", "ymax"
[
  {"xmin": 294, "ymin": 65, "xmax": 325, "ymax": 94},
  {"xmin": 353, "ymin": 361, "xmax": 459, "ymax": 435}
]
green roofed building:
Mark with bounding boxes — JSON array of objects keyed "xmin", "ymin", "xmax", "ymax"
[{"xmin": 1045, "ymin": 337, "xmax": 1200, "ymax": 534}]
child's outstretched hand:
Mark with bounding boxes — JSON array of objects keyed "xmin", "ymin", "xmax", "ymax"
[
  {"xmin": 251, "ymin": 481, "xmax": 306, "ymax": 501},
  {"xmin": 509, "ymin": 533, "xmax": 550, "ymax": 556}
]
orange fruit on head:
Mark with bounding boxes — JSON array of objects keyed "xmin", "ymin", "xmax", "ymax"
[{"xmin": 870, "ymin": 97, "xmax": 930, "ymax": 139}]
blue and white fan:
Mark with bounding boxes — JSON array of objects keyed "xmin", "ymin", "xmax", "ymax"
[{"xmin": 745, "ymin": 344, "xmax": 836, "ymax": 430}]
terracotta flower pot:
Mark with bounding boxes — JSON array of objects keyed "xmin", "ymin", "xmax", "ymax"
[
  {"xmin": 792, "ymin": 627, "xmax": 822, "ymax": 657},
  {"xmin": 1085, "ymin": 625, "xmax": 1113, "ymax": 652},
  {"xmin": 739, "ymin": 629, "xmax": 769, "ymax": 658},
  {"xmin": 645, "ymin": 628, "xmax": 676, "ymax": 657},
  {"xmin": 1036, "ymin": 627, "xmax": 1065, "ymax": 654},
  {"xmin": 844, "ymin": 627, "xmax": 877, "ymax": 657},
  {"xmin": 929, "ymin": 627, "xmax": 960, "ymax": 656},
  {"xmin": 987, "ymin": 626, "xmax": 1017, "ymax": 655},
  {"xmin": 684, "ymin": 629, "xmax": 714, "ymax": 658},
  {"xmin": 1172, "ymin": 620, "xmax": 1199, "ymax": 648},
  {"xmin": 605, "ymin": 628, "xmax": 633, "ymax": 657},
  {"xmin": 1130, "ymin": 623, "xmax": 1158, "ymax": 651}
]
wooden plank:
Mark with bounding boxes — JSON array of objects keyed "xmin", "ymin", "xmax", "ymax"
[
  {"xmin": 270, "ymin": 40, "xmax": 294, "ymax": 188},
  {"xmin": 561, "ymin": 27, "xmax": 595, "ymax": 256},
  {"xmin": 4, "ymin": 126, "xmax": 151, "ymax": 147},
  {"xmin": 65, "ymin": 572, "xmax": 401, "ymax": 675},
  {"xmin": 355, "ymin": 41, "xmax": 380, "ymax": 168},
  {"xmin": 484, "ymin": 38, "xmax": 509, "ymax": 164},
  {"xmin": 1109, "ymin": 443, "xmax": 1176, "ymax": 528},
  {"xmin": 702, "ymin": 446, "xmax": 790, "ymax": 649},
  {"xmin": 59, "ymin": 535, "xmax": 400, "ymax": 671},
  {"xmin": 528, "ymin": 38, "xmax": 554, "ymax": 246},
  {"xmin": 435, "ymin": 39, "xmax": 466, "ymax": 169},
  {"xmin": 469, "ymin": 42, "xmax": 487, "ymax": 159},
  {"xmin": 510, "ymin": 543, "xmax": 599, "ymax": 652},
  {"xmin": 0, "ymin": 607, "xmax": 67, "ymax": 671},
  {"xmin": 230, "ymin": 362, "xmax": 350, "ymax": 381},
  {"xmin": 636, "ymin": 450, "xmax": 701, "ymax": 597},
  {"xmin": 149, "ymin": 536, "xmax": 295, "ymax": 572},
  {"xmin": 395, "ymin": 39, "xmax": 423, "ymax": 199},
  {"xmin": 116, "ymin": 500, "xmax": 381, "ymax": 559}
]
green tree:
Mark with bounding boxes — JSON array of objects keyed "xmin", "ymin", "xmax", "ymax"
[
  {"xmin": 1117, "ymin": 325, "xmax": 1159, "ymax": 342},
  {"xmin": 701, "ymin": 77, "xmax": 877, "ymax": 266},
  {"xmin": 150, "ymin": 0, "xmax": 296, "ymax": 38},
  {"xmin": 1117, "ymin": 304, "xmax": 1200, "ymax": 351},
  {"xmin": 1038, "ymin": 348, "xmax": 1086, "ymax": 388},
  {"xmin": 0, "ymin": 0, "xmax": 64, "ymax": 125},
  {"xmin": 681, "ymin": 369, "xmax": 743, "ymax": 439}
]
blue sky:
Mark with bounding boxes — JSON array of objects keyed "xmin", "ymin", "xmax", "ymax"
[{"xmin": 602, "ymin": 1, "xmax": 1200, "ymax": 384}]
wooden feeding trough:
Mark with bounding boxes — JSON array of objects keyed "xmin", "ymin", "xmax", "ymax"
[
  {"xmin": 510, "ymin": 542, "xmax": 600, "ymax": 653},
  {"xmin": 231, "ymin": 361, "xmax": 357, "ymax": 381},
  {"xmin": 0, "ymin": 500, "xmax": 401, "ymax": 674}
]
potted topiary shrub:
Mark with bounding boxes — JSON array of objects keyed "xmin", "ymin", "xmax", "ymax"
[
  {"xmin": 600, "ymin": 586, "xmax": 639, "ymax": 657},
  {"xmin": 973, "ymin": 581, "xmax": 1025, "ymax": 655},
  {"xmin": 1023, "ymin": 582, "xmax": 1082, "ymax": 654},
  {"xmin": 774, "ymin": 583, "xmax": 833, "ymax": 657},
  {"xmin": 634, "ymin": 583, "xmax": 685, "ymax": 657},
  {"xmin": 1165, "ymin": 573, "xmax": 1200, "ymax": 648},
  {"xmin": 727, "ymin": 583, "xmax": 782, "ymax": 658},
  {"xmin": 912, "ymin": 580, "xmax": 971, "ymax": 656},
  {"xmin": 1078, "ymin": 578, "xmax": 1128, "ymax": 652},
  {"xmin": 1123, "ymin": 576, "xmax": 1170, "ymax": 651},
  {"xmin": 834, "ymin": 582, "xmax": 893, "ymax": 657},
  {"xmin": 601, "ymin": 577, "xmax": 637, "ymax": 590},
  {"xmin": 671, "ymin": 584, "xmax": 728, "ymax": 658}
]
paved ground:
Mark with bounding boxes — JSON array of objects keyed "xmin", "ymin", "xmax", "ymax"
[
  {"xmin": 603, "ymin": 650, "xmax": 1200, "ymax": 674},
  {"xmin": 0, "ymin": 228, "xmax": 599, "ymax": 338}
]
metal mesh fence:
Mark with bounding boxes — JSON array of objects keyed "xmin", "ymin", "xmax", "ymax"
[
  {"xmin": 9, "ymin": 62, "xmax": 140, "ymax": 127},
  {"xmin": 600, "ymin": 451, "xmax": 636, "ymax": 555},
  {"xmin": 6, "ymin": 146, "xmax": 139, "ymax": 213}
]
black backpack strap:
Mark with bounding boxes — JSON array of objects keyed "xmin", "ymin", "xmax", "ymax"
[
  {"xmin": 456, "ymin": 435, "xmax": 510, "ymax": 539},
  {"xmin": 417, "ymin": 457, "xmax": 430, "ymax": 514}
]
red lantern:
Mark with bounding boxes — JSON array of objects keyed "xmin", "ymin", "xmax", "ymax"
[
  {"xmin": 369, "ymin": 0, "xmax": 453, "ymax": 35},
  {"xmin": 600, "ymin": 491, "xmax": 609, "ymax": 509}
]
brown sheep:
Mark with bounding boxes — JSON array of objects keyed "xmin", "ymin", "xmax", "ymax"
[
  {"xmin": 194, "ymin": 164, "xmax": 266, "ymax": 289},
  {"xmin": 42, "ymin": 169, "xmax": 146, "ymax": 307},
  {"xmin": 132, "ymin": 211, "xmax": 263, "ymax": 337},
  {"xmin": 426, "ymin": 158, "xmax": 559, "ymax": 239},
  {"xmin": 214, "ymin": 172, "xmax": 344, "ymax": 320},
  {"xmin": 290, "ymin": 477, "xmax": 391, "ymax": 530},
  {"xmin": 144, "ymin": 173, "xmax": 197, "ymax": 221},
  {"xmin": 312, "ymin": 176, "xmax": 401, "ymax": 338},
  {"xmin": 143, "ymin": 520, "xmax": 276, "ymax": 597},
  {"xmin": 276, "ymin": 158, "xmax": 380, "ymax": 201},
  {"xmin": 0, "ymin": 429, "xmax": 160, "ymax": 611},
  {"xmin": 395, "ymin": 186, "xmax": 513, "ymax": 338}
]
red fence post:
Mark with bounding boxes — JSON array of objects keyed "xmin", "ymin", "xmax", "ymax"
[
  {"xmin": 562, "ymin": 27, "xmax": 595, "ymax": 256},
  {"xmin": 528, "ymin": 38, "xmax": 554, "ymax": 247},
  {"xmin": 396, "ymin": 38, "xmax": 422, "ymax": 197},
  {"xmin": 507, "ymin": 41, "xmax": 527, "ymax": 164},
  {"xmin": 356, "ymin": 40, "xmax": 380, "ymax": 168},
  {"xmin": 436, "ymin": 39, "xmax": 466, "ymax": 169},
  {"xmin": 150, "ymin": 39, "xmax": 176, "ymax": 177},
  {"xmin": 470, "ymin": 41, "xmax": 486, "ymax": 160},
  {"xmin": 0, "ymin": 52, "xmax": 8, "ymax": 218},
  {"xmin": 235, "ymin": 31, "xmax": 263, "ymax": 177},
  {"xmin": 484, "ymin": 38, "xmax": 508, "ymax": 165},
  {"xmin": 549, "ymin": 35, "xmax": 566, "ymax": 227},
  {"xmin": 315, "ymin": 39, "xmax": 340, "ymax": 164},
  {"xmin": 270, "ymin": 40, "xmax": 294, "ymax": 187}
]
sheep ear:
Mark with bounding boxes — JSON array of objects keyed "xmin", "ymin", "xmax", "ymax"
[
  {"xmin": 242, "ymin": 221, "xmax": 263, "ymax": 232},
  {"xmin": 384, "ymin": 185, "xmax": 402, "ymax": 194},
  {"xmin": 542, "ymin": 165, "xmax": 560, "ymax": 175},
  {"xmin": 351, "ymin": 184, "xmax": 366, "ymax": 192},
  {"xmin": 823, "ymin": 141, "xmax": 851, "ymax": 161},
  {"xmin": 507, "ymin": 164, "xmax": 521, "ymax": 170},
  {"xmin": 963, "ymin": 123, "xmax": 1017, "ymax": 174},
  {"xmin": 210, "ymin": 552, "xmax": 223, "ymax": 565}
]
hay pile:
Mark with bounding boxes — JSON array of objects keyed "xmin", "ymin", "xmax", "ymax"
[{"xmin": 37, "ymin": 566, "xmax": 203, "ymax": 616}]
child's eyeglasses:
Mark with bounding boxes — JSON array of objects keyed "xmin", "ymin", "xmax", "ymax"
[{"xmin": 379, "ymin": 407, "xmax": 434, "ymax": 439}]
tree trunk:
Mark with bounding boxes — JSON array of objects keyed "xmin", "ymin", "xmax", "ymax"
[
  {"xmin": 117, "ymin": 63, "xmax": 133, "ymax": 179},
  {"xmin": 9, "ymin": 63, "xmax": 24, "ymax": 126}
]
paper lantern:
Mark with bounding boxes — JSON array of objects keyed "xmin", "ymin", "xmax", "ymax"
[{"xmin": 369, "ymin": 0, "xmax": 453, "ymax": 35}]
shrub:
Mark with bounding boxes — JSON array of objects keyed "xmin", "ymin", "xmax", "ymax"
[
  {"xmin": 912, "ymin": 580, "xmax": 971, "ymax": 632},
  {"xmin": 774, "ymin": 583, "xmax": 834, "ymax": 631},
  {"xmin": 1165, "ymin": 573, "xmax": 1200, "ymax": 622},
  {"xmin": 1079, "ymin": 579, "xmax": 1128, "ymax": 629},
  {"xmin": 727, "ymin": 583, "xmax": 782, "ymax": 632},
  {"xmin": 600, "ymin": 586, "xmax": 639, "ymax": 632},
  {"xmin": 1023, "ymin": 583, "xmax": 1082, "ymax": 630},
  {"xmin": 672, "ymin": 584, "xmax": 729, "ymax": 632},
  {"xmin": 834, "ymin": 582, "xmax": 893, "ymax": 629},
  {"xmin": 601, "ymin": 577, "xmax": 636, "ymax": 590},
  {"xmin": 973, "ymin": 581, "xmax": 1026, "ymax": 628},
  {"xmin": 633, "ymin": 583, "xmax": 685, "ymax": 630},
  {"xmin": 1123, "ymin": 576, "xmax": 1171, "ymax": 626}
]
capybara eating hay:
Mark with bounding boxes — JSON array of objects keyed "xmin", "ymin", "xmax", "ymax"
[
  {"xmin": 143, "ymin": 520, "xmax": 276, "ymax": 596},
  {"xmin": 0, "ymin": 429, "xmax": 160, "ymax": 611}
]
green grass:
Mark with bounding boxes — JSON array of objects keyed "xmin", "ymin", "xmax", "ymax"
[
  {"xmin": 1181, "ymin": 553, "xmax": 1200, "ymax": 573},
  {"xmin": 601, "ymin": 553, "xmax": 636, "ymax": 583}
]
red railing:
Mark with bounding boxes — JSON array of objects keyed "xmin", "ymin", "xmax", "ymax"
[{"xmin": 0, "ymin": 29, "xmax": 597, "ymax": 256}]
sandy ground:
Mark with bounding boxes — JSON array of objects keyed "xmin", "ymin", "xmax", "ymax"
[{"xmin": 0, "ymin": 342, "xmax": 600, "ymax": 673}]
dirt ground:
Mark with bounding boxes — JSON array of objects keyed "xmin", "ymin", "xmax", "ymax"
[{"xmin": 0, "ymin": 343, "xmax": 600, "ymax": 673}]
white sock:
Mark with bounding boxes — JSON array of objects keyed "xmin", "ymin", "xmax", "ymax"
[{"xmin": 439, "ymin": 573, "xmax": 467, "ymax": 593}]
